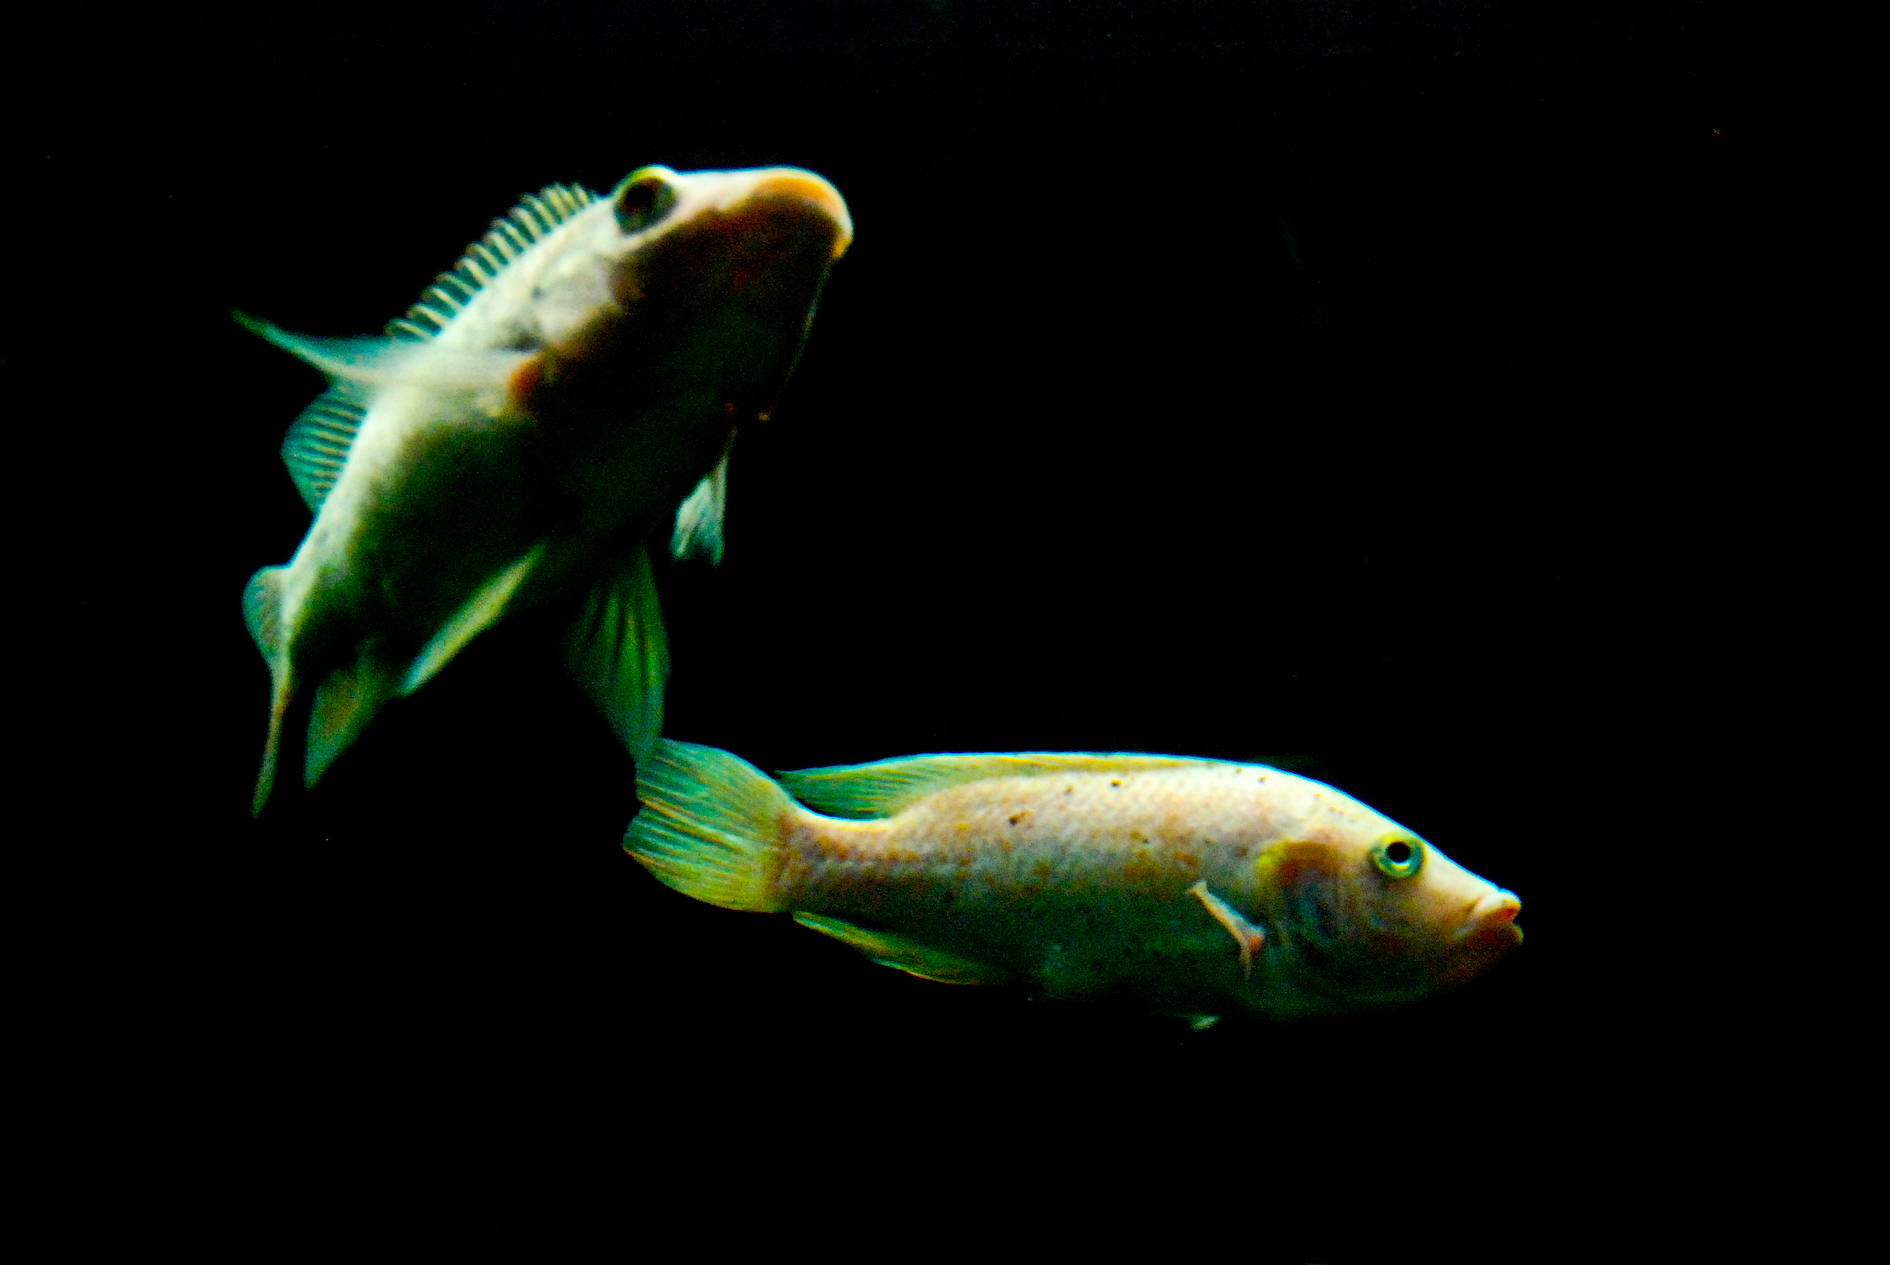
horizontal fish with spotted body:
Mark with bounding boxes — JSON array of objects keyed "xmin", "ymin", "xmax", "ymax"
[
  {"xmin": 626, "ymin": 741, "xmax": 1522, "ymax": 1024},
  {"xmin": 241, "ymin": 167, "xmax": 853, "ymax": 814}
]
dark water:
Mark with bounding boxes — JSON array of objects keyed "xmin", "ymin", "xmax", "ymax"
[{"xmin": 26, "ymin": 1, "xmax": 1811, "ymax": 1251}]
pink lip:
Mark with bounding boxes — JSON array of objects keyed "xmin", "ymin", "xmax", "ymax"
[{"xmin": 1457, "ymin": 887, "xmax": 1524, "ymax": 950}]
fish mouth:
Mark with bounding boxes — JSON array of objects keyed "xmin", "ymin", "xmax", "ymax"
[
  {"xmin": 745, "ymin": 171, "xmax": 854, "ymax": 260},
  {"xmin": 1455, "ymin": 887, "xmax": 1524, "ymax": 952}
]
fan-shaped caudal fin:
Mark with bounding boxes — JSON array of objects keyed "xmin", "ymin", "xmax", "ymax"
[
  {"xmin": 623, "ymin": 739, "xmax": 792, "ymax": 912},
  {"xmin": 566, "ymin": 543, "xmax": 670, "ymax": 764}
]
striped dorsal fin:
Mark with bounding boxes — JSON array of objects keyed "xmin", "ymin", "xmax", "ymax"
[{"xmin": 384, "ymin": 183, "xmax": 597, "ymax": 341}]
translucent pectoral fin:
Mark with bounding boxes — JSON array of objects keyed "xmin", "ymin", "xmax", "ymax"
[
  {"xmin": 237, "ymin": 310, "xmax": 530, "ymax": 392},
  {"xmin": 1186, "ymin": 881, "xmax": 1265, "ymax": 980},
  {"xmin": 792, "ymin": 913, "xmax": 1009, "ymax": 986},
  {"xmin": 670, "ymin": 447, "xmax": 730, "ymax": 564},
  {"xmin": 235, "ymin": 312, "xmax": 413, "ymax": 385}
]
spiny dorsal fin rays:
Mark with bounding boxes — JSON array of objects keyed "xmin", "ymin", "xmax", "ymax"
[
  {"xmin": 776, "ymin": 753, "xmax": 1213, "ymax": 820},
  {"xmin": 244, "ymin": 184, "xmax": 595, "ymax": 507},
  {"xmin": 386, "ymin": 183, "xmax": 597, "ymax": 341}
]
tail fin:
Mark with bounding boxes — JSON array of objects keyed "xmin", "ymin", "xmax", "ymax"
[
  {"xmin": 244, "ymin": 567, "xmax": 293, "ymax": 816},
  {"xmin": 624, "ymin": 740, "xmax": 795, "ymax": 912}
]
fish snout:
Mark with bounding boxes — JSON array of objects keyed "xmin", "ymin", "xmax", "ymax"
[
  {"xmin": 1456, "ymin": 887, "xmax": 1523, "ymax": 952},
  {"xmin": 742, "ymin": 169, "xmax": 854, "ymax": 259}
]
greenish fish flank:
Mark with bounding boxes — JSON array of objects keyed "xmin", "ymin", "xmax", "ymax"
[
  {"xmin": 625, "ymin": 741, "xmax": 1523, "ymax": 1024},
  {"xmin": 241, "ymin": 167, "xmax": 853, "ymax": 814}
]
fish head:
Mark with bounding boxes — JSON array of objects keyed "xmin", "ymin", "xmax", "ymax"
[
  {"xmin": 1249, "ymin": 788, "xmax": 1522, "ymax": 1015},
  {"xmin": 526, "ymin": 165, "xmax": 853, "ymax": 425}
]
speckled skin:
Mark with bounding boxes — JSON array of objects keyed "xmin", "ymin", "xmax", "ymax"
[{"xmin": 775, "ymin": 762, "xmax": 1522, "ymax": 1018}]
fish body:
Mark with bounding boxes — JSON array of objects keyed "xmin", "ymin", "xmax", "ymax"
[
  {"xmin": 243, "ymin": 167, "xmax": 853, "ymax": 813},
  {"xmin": 626, "ymin": 741, "xmax": 1523, "ymax": 1022}
]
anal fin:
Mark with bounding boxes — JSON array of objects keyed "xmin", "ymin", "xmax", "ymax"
[
  {"xmin": 792, "ymin": 913, "xmax": 1008, "ymax": 985},
  {"xmin": 567, "ymin": 543, "xmax": 669, "ymax": 763}
]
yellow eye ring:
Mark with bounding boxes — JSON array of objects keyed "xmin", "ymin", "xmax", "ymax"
[
  {"xmin": 615, "ymin": 169, "xmax": 678, "ymax": 234},
  {"xmin": 1372, "ymin": 836, "xmax": 1425, "ymax": 880}
]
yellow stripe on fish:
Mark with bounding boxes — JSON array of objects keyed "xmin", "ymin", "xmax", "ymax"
[
  {"xmin": 240, "ymin": 167, "xmax": 853, "ymax": 814},
  {"xmin": 625, "ymin": 740, "xmax": 1522, "ymax": 1022}
]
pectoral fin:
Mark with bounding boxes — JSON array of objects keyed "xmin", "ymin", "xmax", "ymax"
[
  {"xmin": 401, "ymin": 544, "xmax": 545, "ymax": 696},
  {"xmin": 792, "ymin": 913, "xmax": 1008, "ymax": 985},
  {"xmin": 670, "ymin": 447, "xmax": 731, "ymax": 564},
  {"xmin": 235, "ymin": 313, "xmax": 405, "ymax": 379},
  {"xmin": 237, "ymin": 311, "xmax": 529, "ymax": 390},
  {"xmin": 1187, "ymin": 881, "xmax": 1265, "ymax": 980},
  {"xmin": 566, "ymin": 543, "xmax": 669, "ymax": 763}
]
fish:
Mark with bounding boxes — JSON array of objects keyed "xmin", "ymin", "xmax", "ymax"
[
  {"xmin": 241, "ymin": 166, "xmax": 853, "ymax": 814},
  {"xmin": 625, "ymin": 740, "xmax": 1523, "ymax": 1024}
]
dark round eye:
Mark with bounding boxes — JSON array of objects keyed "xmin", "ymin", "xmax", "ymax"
[
  {"xmin": 615, "ymin": 171, "xmax": 677, "ymax": 234},
  {"xmin": 1372, "ymin": 837, "xmax": 1424, "ymax": 879}
]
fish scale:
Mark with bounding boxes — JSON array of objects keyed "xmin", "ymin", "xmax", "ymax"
[{"xmin": 625, "ymin": 740, "xmax": 1523, "ymax": 1021}]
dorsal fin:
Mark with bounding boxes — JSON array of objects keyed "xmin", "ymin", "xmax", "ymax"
[
  {"xmin": 281, "ymin": 381, "xmax": 367, "ymax": 511},
  {"xmin": 385, "ymin": 183, "xmax": 597, "ymax": 341},
  {"xmin": 776, "ymin": 753, "xmax": 1208, "ymax": 820}
]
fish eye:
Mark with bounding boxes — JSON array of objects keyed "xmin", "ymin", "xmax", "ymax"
[
  {"xmin": 1371, "ymin": 837, "xmax": 1424, "ymax": 880},
  {"xmin": 615, "ymin": 171, "xmax": 677, "ymax": 234}
]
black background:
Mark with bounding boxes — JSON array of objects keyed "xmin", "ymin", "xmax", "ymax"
[{"xmin": 23, "ymin": 0, "xmax": 1810, "ymax": 1251}]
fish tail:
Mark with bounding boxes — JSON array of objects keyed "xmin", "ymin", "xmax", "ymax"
[
  {"xmin": 244, "ymin": 567, "xmax": 293, "ymax": 816},
  {"xmin": 624, "ymin": 740, "xmax": 794, "ymax": 912}
]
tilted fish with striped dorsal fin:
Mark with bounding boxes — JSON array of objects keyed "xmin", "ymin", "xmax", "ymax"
[
  {"xmin": 625, "ymin": 741, "xmax": 1523, "ymax": 1024},
  {"xmin": 242, "ymin": 167, "xmax": 853, "ymax": 814}
]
